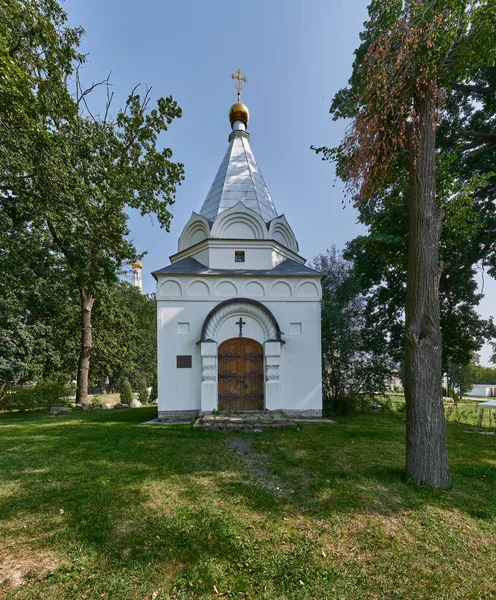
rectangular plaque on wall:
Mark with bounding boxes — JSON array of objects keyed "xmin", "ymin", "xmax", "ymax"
[{"xmin": 176, "ymin": 355, "xmax": 192, "ymax": 368}]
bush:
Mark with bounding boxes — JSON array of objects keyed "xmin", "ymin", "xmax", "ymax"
[
  {"xmin": 35, "ymin": 380, "xmax": 70, "ymax": 408},
  {"xmin": 0, "ymin": 380, "xmax": 70, "ymax": 411},
  {"xmin": 120, "ymin": 378, "xmax": 133, "ymax": 405},
  {"xmin": 138, "ymin": 381, "xmax": 149, "ymax": 405},
  {"xmin": 324, "ymin": 393, "xmax": 392, "ymax": 417},
  {"xmin": 0, "ymin": 387, "xmax": 37, "ymax": 411}
]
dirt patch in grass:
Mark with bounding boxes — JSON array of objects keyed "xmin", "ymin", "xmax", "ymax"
[
  {"xmin": 226, "ymin": 437, "xmax": 295, "ymax": 497},
  {"xmin": 0, "ymin": 551, "xmax": 62, "ymax": 590}
]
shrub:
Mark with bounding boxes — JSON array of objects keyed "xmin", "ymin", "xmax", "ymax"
[
  {"xmin": 150, "ymin": 372, "xmax": 158, "ymax": 402},
  {"xmin": 138, "ymin": 381, "xmax": 149, "ymax": 404},
  {"xmin": 0, "ymin": 387, "xmax": 37, "ymax": 411},
  {"xmin": 0, "ymin": 380, "xmax": 70, "ymax": 411},
  {"xmin": 35, "ymin": 380, "xmax": 70, "ymax": 408},
  {"xmin": 120, "ymin": 378, "xmax": 133, "ymax": 405}
]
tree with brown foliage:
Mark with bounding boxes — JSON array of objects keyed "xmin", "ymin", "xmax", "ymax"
[{"xmin": 314, "ymin": 0, "xmax": 496, "ymax": 487}]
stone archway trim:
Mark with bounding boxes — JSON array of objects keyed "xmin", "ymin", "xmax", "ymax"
[{"xmin": 200, "ymin": 297, "xmax": 283, "ymax": 342}]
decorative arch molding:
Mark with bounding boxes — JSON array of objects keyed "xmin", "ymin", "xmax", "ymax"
[
  {"xmin": 268, "ymin": 215, "xmax": 299, "ymax": 253},
  {"xmin": 241, "ymin": 280, "xmax": 266, "ymax": 297},
  {"xmin": 159, "ymin": 278, "xmax": 183, "ymax": 296},
  {"xmin": 200, "ymin": 297, "xmax": 283, "ymax": 342},
  {"xmin": 178, "ymin": 212, "xmax": 211, "ymax": 252},
  {"xmin": 210, "ymin": 202, "xmax": 268, "ymax": 240},
  {"xmin": 187, "ymin": 279, "xmax": 211, "ymax": 296},
  {"xmin": 296, "ymin": 280, "xmax": 320, "ymax": 299},
  {"xmin": 269, "ymin": 280, "xmax": 292, "ymax": 297},
  {"xmin": 214, "ymin": 279, "xmax": 239, "ymax": 297}
]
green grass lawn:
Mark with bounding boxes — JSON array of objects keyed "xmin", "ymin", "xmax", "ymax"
[{"xmin": 0, "ymin": 407, "xmax": 495, "ymax": 599}]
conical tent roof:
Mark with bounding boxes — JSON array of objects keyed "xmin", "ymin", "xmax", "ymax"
[{"xmin": 199, "ymin": 129, "xmax": 278, "ymax": 223}]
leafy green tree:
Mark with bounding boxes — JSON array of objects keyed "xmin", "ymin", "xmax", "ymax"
[
  {"xmin": 0, "ymin": 214, "xmax": 79, "ymax": 398},
  {"xmin": 0, "ymin": 0, "xmax": 82, "ymax": 400},
  {"xmin": 438, "ymin": 65, "xmax": 496, "ymax": 278},
  {"xmin": 315, "ymin": 0, "xmax": 496, "ymax": 487},
  {"xmin": 119, "ymin": 378, "xmax": 133, "ymax": 405},
  {"xmin": 471, "ymin": 363, "xmax": 496, "ymax": 385},
  {"xmin": 1, "ymin": 15, "xmax": 183, "ymax": 404},
  {"xmin": 0, "ymin": 0, "xmax": 82, "ymax": 195},
  {"xmin": 343, "ymin": 163, "xmax": 495, "ymax": 371},
  {"xmin": 446, "ymin": 362, "xmax": 478, "ymax": 397},
  {"xmin": 90, "ymin": 283, "xmax": 156, "ymax": 391},
  {"xmin": 313, "ymin": 247, "xmax": 394, "ymax": 415}
]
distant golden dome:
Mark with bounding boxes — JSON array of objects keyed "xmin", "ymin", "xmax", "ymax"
[
  {"xmin": 132, "ymin": 260, "xmax": 143, "ymax": 269},
  {"xmin": 229, "ymin": 102, "xmax": 249, "ymax": 127}
]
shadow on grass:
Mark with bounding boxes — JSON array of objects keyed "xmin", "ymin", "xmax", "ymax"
[{"xmin": 0, "ymin": 407, "xmax": 495, "ymax": 598}]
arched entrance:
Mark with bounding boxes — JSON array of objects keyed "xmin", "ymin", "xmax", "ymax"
[{"xmin": 218, "ymin": 338, "xmax": 264, "ymax": 410}]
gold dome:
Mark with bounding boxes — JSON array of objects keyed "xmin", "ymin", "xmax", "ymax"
[
  {"xmin": 131, "ymin": 260, "xmax": 143, "ymax": 269},
  {"xmin": 229, "ymin": 102, "xmax": 249, "ymax": 126}
]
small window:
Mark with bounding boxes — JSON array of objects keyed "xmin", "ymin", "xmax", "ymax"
[
  {"xmin": 235, "ymin": 251, "xmax": 245, "ymax": 263},
  {"xmin": 176, "ymin": 355, "xmax": 192, "ymax": 368}
]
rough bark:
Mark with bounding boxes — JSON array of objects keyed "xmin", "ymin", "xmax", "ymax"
[
  {"xmin": 75, "ymin": 291, "xmax": 95, "ymax": 404},
  {"xmin": 404, "ymin": 85, "xmax": 450, "ymax": 488}
]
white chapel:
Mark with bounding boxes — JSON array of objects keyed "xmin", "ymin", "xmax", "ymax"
[{"xmin": 152, "ymin": 90, "xmax": 323, "ymax": 421}]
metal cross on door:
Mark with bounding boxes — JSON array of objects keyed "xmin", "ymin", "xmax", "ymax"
[{"xmin": 218, "ymin": 337, "xmax": 264, "ymax": 410}]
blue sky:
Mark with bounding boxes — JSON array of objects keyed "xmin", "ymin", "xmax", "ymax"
[{"xmin": 65, "ymin": 0, "xmax": 494, "ymax": 365}]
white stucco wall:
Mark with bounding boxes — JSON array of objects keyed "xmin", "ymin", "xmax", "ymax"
[
  {"xmin": 467, "ymin": 384, "xmax": 496, "ymax": 397},
  {"xmin": 156, "ymin": 274, "xmax": 322, "ymax": 415},
  {"xmin": 170, "ymin": 239, "xmax": 304, "ymax": 270}
]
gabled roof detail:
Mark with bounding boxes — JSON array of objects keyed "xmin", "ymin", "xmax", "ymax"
[{"xmin": 199, "ymin": 130, "xmax": 278, "ymax": 223}]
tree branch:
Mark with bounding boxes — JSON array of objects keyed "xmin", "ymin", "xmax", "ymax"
[{"xmin": 452, "ymin": 83, "xmax": 496, "ymax": 96}]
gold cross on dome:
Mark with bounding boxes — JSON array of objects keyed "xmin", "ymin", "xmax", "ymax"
[{"xmin": 231, "ymin": 69, "xmax": 248, "ymax": 102}]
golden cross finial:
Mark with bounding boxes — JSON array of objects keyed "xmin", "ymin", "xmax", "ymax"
[{"xmin": 231, "ymin": 69, "xmax": 248, "ymax": 102}]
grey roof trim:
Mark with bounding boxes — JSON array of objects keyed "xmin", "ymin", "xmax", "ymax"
[{"xmin": 152, "ymin": 257, "xmax": 323, "ymax": 279}]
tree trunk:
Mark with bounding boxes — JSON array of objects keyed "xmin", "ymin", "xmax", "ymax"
[
  {"xmin": 404, "ymin": 86, "xmax": 450, "ymax": 488},
  {"xmin": 75, "ymin": 292, "xmax": 95, "ymax": 404}
]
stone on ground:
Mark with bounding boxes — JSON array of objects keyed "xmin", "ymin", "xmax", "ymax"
[
  {"xmin": 114, "ymin": 403, "xmax": 130, "ymax": 409},
  {"xmin": 130, "ymin": 399, "xmax": 142, "ymax": 408},
  {"xmin": 50, "ymin": 407, "xmax": 72, "ymax": 415},
  {"xmin": 101, "ymin": 403, "xmax": 114, "ymax": 410}
]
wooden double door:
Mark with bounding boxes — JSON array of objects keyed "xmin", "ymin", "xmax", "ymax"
[{"xmin": 218, "ymin": 338, "xmax": 264, "ymax": 410}]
